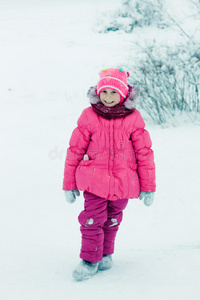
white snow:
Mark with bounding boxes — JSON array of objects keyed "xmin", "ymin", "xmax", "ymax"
[
  {"xmin": 110, "ymin": 218, "xmax": 118, "ymax": 227},
  {"xmin": 0, "ymin": 0, "xmax": 200, "ymax": 299},
  {"xmin": 86, "ymin": 218, "xmax": 94, "ymax": 226}
]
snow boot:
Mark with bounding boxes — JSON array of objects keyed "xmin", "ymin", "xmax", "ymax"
[
  {"xmin": 73, "ymin": 260, "xmax": 99, "ymax": 281},
  {"xmin": 98, "ymin": 255, "xmax": 112, "ymax": 271}
]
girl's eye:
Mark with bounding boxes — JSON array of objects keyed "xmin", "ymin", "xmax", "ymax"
[{"xmin": 112, "ymin": 91, "xmax": 116, "ymax": 93}]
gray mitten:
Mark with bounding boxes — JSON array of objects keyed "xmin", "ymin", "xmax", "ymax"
[
  {"xmin": 139, "ymin": 191, "xmax": 154, "ymax": 206},
  {"xmin": 64, "ymin": 190, "xmax": 80, "ymax": 204}
]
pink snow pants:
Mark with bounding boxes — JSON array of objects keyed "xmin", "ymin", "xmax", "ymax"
[{"xmin": 78, "ymin": 191, "xmax": 128, "ymax": 263}]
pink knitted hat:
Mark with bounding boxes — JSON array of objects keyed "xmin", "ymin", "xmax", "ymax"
[{"xmin": 97, "ymin": 68, "xmax": 129, "ymax": 103}]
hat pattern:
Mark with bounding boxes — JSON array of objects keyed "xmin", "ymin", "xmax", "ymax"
[{"xmin": 97, "ymin": 68, "xmax": 129, "ymax": 101}]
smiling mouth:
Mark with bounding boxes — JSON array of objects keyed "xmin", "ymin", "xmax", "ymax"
[{"xmin": 104, "ymin": 100, "xmax": 114, "ymax": 104}]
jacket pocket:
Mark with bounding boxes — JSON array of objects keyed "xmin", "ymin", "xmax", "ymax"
[{"xmin": 78, "ymin": 159, "xmax": 94, "ymax": 166}]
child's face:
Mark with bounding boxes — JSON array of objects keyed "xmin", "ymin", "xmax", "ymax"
[{"xmin": 99, "ymin": 89, "xmax": 121, "ymax": 107}]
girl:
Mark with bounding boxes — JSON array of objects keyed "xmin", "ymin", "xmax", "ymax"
[{"xmin": 63, "ymin": 68, "xmax": 156, "ymax": 281}]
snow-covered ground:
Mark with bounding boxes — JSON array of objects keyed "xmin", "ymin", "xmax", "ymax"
[{"xmin": 0, "ymin": 1, "xmax": 200, "ymax": 299}]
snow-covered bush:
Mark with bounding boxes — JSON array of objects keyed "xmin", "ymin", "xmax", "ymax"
[
  {"xmin": 192, "ymin": 0, "xmax": 200, "ymax": 12},
  {"xmin": 128, "ymin": 41, "xmax": 200, "ymax": 124},
  {"xmin": 97, "ymin": 0, "xmax": 168, "ymax": 33}
]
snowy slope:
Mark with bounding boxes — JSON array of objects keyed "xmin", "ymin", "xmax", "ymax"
[{"xmin": 0, "ymin": 1, "xmax": 200, "ymax": 300}]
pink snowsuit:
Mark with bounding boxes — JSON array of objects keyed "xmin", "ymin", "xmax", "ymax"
[{"xmin": 63, "ymin": 86, "xmax": 156, "ymax": 262}]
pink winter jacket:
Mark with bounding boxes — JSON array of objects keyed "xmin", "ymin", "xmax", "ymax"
[{"xmin": 63, "ymin": 87, "xmax": 156, "ymax": 201}]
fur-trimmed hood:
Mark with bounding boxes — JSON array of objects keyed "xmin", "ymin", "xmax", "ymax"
[{"xmin": 87, "ymin": 85, "xmax": 139, "ymax": 110}]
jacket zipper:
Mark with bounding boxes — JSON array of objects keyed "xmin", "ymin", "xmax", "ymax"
[{"xmin": 108, "ymin": 119, "xmax": 114, "ymax": 197}]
